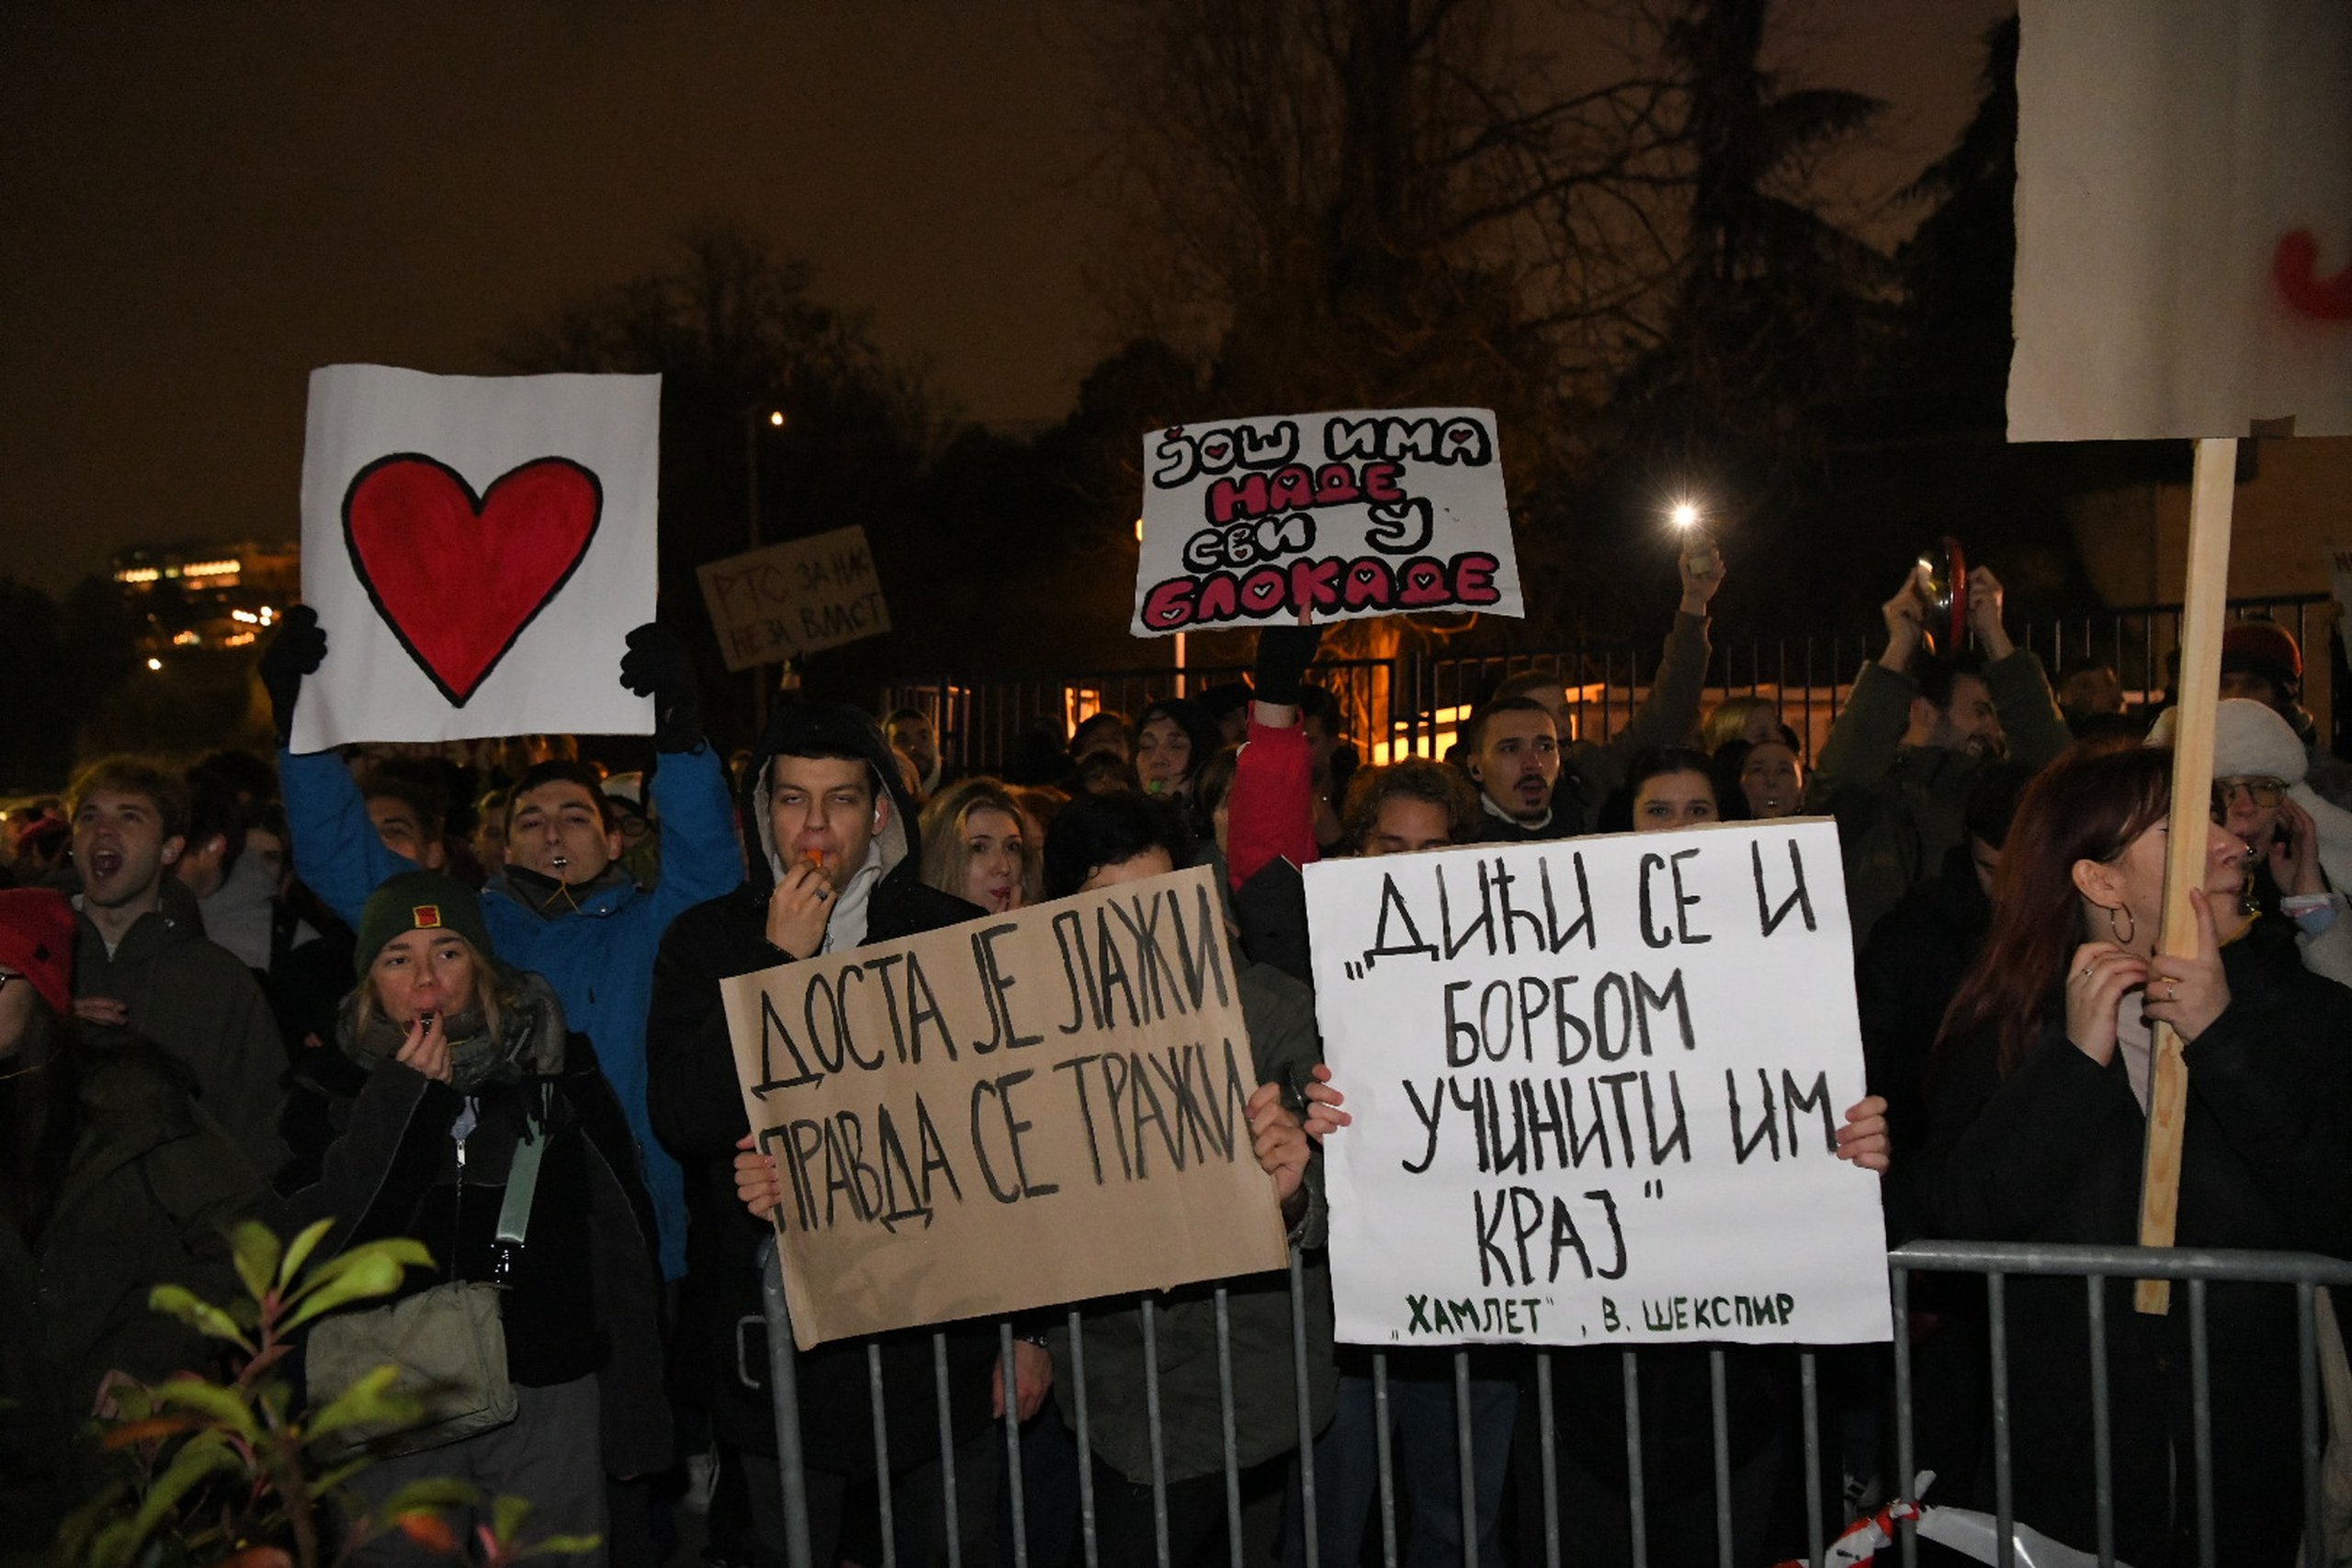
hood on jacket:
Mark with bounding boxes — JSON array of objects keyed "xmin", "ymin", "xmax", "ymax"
[{"xmin": 740, "ymin": 699, "xmax": 922, "ymax": 901}]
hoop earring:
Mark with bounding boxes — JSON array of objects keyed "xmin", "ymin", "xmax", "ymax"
[{"xmin": 2107, "ymin": 904, "xmax": 2136, "ymax": 946}]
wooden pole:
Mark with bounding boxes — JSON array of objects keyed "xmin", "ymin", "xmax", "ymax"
[{"xmin": 2135, "ymin": 436, "xmax": 2238, "ymax": 1314}]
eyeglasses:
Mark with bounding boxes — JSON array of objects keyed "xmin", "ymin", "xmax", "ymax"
[
  {"xmin": 2211, "ymin": 777, "xmax": 2288, "ymax": 818},
  {"xmin": 0, "ymin": 972, "xmax": 20, "ymax": 994}
]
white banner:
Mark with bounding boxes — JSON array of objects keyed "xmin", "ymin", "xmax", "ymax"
[
  {"xmin": 1133, "ymin": 408, "xmax": 1521, "ymax": 637},
  {"xmin": 293, "ymin": 364, "xmax": 659, "ymax": 750},
  {"xmin": 2010, "ymin": 0, "xmax": 2352, "ymax": 441},
  {"xmin": 1304, "ymin": 820, "xmax": 1892, "ymax": 1348}
]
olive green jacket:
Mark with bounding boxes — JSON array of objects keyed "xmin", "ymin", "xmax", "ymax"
[
  {"xmin": 74, "ymin": 881, "xmax": 288, "ymax": 1177},
  {"xmin": 1805, "ymin": 649, "xmax": 2070, "ymax": 945},
  {"xmin": 0, "ymin": 1043, "xmax": 266, "ymax": 1544},
  {"xmin": 1052, "ymin": 961, "xmax": 1337, "ymax": 1484}
]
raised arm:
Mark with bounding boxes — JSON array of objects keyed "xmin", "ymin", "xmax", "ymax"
[
  {"xmin": 1227, "ymin": 626, "xmax": 1324, "ymax": 890},
  {"xmin": 1805, "ymin": 570, "xmax": 1932, "ymax": 810},
  {"xmin": 1967, "ymin": 567, "xmax": 2070, "ymax": 769},
  {"xmin": 1596, "ymin": 539, "xmax": 1724, "ymax": 772}
]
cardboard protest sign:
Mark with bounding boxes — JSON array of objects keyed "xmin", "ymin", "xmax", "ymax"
[
  {"xmin": 293, "ymin": 365, "xmax": 659, "ymax": 750},
  {"xmin": 2009, "ymin": 0, "xmax": 2352, "ymax": 442},
  {"xmin": 722, "ymin": 863, "xmax": 1290, "ymax": 1348},
  {"xmin": 695, "ymin": 526, "xmax": 890, "ymax": 671},
  {"xmin": 1304, "ymin": 820, "xmax": 1891, "ymax": 1348},
  {"xmin": 1133, "ymin": 408, "xmax": 1521, "ymax": 637}
]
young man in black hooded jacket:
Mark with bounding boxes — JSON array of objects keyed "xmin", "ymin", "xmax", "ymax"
[{"xmin": 647, "ymin": 700, "xmax": 1034, "ymax": 1568}]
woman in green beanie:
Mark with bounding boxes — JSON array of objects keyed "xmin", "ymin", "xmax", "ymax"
[{"xmin": 283, "ymin": 871, "xmax": 669, "ymax": 1565}]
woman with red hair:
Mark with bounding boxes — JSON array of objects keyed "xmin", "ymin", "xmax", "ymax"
[{"xmin": 1920, "ymin": 744, "xmax": 2352, "ymax": 1564}]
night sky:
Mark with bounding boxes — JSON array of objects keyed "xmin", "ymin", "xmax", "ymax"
[{"xmin": 2, "ymin": 1, "xmax": 2009, "ymax": 594}]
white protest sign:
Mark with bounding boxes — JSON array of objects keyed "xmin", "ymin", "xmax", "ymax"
[
  {"xmin": 2009, "ymin": 0, "xmax": 2352, "ymax": 441},
  {"xmin": 696, "ymin": 526, "xmax": 891, "ymax": 671},
  {"xmin": 1133, "ymin": 408, "xmax": 1521, "ymax": 637},
  {"xmin": 292, "ymin": 365, "xmax": 659, "ymax": 750},
  {"xmin": 1305, "ymin": 819, "xmax": 1891, "ymax": 1348}
]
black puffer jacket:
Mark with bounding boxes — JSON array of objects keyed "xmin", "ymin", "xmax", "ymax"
[
  {"xmin": 280, "ymin": 976, "xmax": 671, "ymax": 1478},
  {"xmin": 1918, "ymin": 917, "xmax": 2352, "ymax": 1566},
  {"xmin": 648, "ymin": 699, "xmax": 991, "ymax": 1472}
]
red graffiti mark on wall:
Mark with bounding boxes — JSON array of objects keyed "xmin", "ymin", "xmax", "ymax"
[{"xmin": 2275, "ymin": 230, "xmax": 2352, "ymax": 321}]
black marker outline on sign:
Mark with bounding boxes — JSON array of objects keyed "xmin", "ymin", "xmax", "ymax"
[{"xmin": 341, "ymin": 451, "xmax": 605, "ymax": 708}]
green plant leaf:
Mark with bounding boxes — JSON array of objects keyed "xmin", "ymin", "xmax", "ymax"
[
  {"xmin": 150, "ymin": 1377, "xmax": 261, "ymax": 1443},
  {"xmin": 368, "ymin": 1475, "xmax": 480, "ymax": 1519},
  {"xmin": 119, "ymin": 1430, "xmax": 240, "ymax": 1551},
  {"xmin": 148, "ymin": 1283, "xmax": 255, "ymax": 1350},
  {"xmin": 518, "ymin": 1534, "xmax": 605, "ymax": 1559},
  {"xmin": 492, "ymin": 1494, "xmax": 534, "ymax": 1543},
  {"xmin": 306, "ymin": 1364, "xmax": 424, "ymax": 1441},
  {"xmin": 277, "ymin": 1217, "xmax": 338, "ymax": 1291},
  {"xmin": 229, "ymin": 1221, "xmax": 282, "ymax": 1307},
  {"xmin": 280, "ymin": 1240, "xmax": 432, "ymax": 1331}
]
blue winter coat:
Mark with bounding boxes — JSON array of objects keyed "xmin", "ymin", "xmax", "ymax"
[{"xmin": 279, "ymin": 743, "xmax": 742, "ymax": 1278}]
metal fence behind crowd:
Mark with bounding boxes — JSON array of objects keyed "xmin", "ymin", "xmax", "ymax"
[
  {"xmin": 753, "ymin": 1237, "xmax": 2352, "ymax": 1568},
  {"xmin": 883, "ymin": 594, "xmax": 2333, "ymax": 777}
]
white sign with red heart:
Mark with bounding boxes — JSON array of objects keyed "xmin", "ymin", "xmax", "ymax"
[{"xmin": 292, "ymin": 364, "xmax": 660, "ymax": 750}]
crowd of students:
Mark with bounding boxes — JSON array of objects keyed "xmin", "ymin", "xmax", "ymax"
[{"xmin": 3, "ymin": 539, "xmax": 2348, "ymax": 1567}]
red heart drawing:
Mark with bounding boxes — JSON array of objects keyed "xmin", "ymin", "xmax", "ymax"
[{"xmin": 343, "ymin": 454, "xmax": 603, "ymax": 706}]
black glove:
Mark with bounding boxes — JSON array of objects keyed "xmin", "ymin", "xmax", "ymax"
[
  {"xmin": 1251, "ymin": 625, "xmax": 1326, "ymax": 709},
  {"xmin": 258, "ymin": 604, "xmax": 327, "ymax": 745},
  {"xmin": 620, "ymin": 622, "xmax": 703, "ymax": 751}
]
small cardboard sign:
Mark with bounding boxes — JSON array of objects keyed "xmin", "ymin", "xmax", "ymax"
[
  {"xmin": 722, "ymin": 863, "xmax": 1290, "ymax": 1348},
  {"xmin": 1303, "ymin": 820, "xmax": 1892, "ymax": 1348},
  {"xmin": 293, "ymin": 365, "xmax": 660, "ymax": 750},
  {"xmin": 697, "ymin": 526, "xmax": 891, "ymax": 671},
  {"xmin": 1132, "ymin": 408, "xmax": 1521, "ymax": 637}
]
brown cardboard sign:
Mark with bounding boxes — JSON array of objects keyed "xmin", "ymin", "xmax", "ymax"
[
  {"xmin": 722, "ymin": 863, "xmax": 1291, "ymax": 1348},
  {"xmin": 696, "ymin": 526, "xmax": 889, "ymax": 671}
]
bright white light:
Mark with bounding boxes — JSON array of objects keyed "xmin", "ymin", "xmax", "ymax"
[
  {"xmin": 1134, "ymin": 518, "xmax": 1145, "ymax": 543},
  {"xmin": 145, "ymin": 657, "xmax": 163, "ymax": 671},
  {"xmin": 1669, "ymin": 502, "xmax": 1701, "ymax": 530},
  {"xmin": 768, "ymin": 411, "xmax": 786, "ymax": 426}
]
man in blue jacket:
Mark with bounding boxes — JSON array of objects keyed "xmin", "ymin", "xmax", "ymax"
[{"xmin": 260, "ymin": 606, "xmax": 741, "ymax": 1282}]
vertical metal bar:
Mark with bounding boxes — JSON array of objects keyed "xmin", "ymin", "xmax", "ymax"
[
  {"xmin": 933, "ymin": 1333, "xmax": 963, "ymax": 1568},
  {"xmin": 2301, "ymin": 1281, "xmax": 2326, "ymax": 1568},
  {"xmin": 1708, "ymin": 1350, "xmax": 1733, "ymax": 1568},
  {"xmin": 1141, "ymin": 1297, "xmax": 1171, "ymax": 1568},
  {"xmin": 1800, "ymin": 1351, "xmax": 1824, "ymax": 1566},
  {"xmin": 2086, "ymin": 1280, "xmax": 2113, "ymax": 1567},
  {"xmin": 1374, "ymin": 1352, "xmax": 1399, "ymax": 1568},
  {"xmin": 1289, "ymin": 1252, "xmax": 1319, "ymax": 1567},
  {"xmin": 1455, "ymin": 1350, "xmax": 1477, "ymax": 1568},
  {"xmin": 1623, "ymin": 1352, "xmax": 1648, "ymax": 1568},
  {"xmin": 1214, "ymin": 1288, "xmax": 1243, "ymax": 1568},
  {"xmin": 1894, "ymin": 1264, "xmax": 1917, "ymax": 1568},
  {"xmin": 1000, "ymin": 1323, "xmax": 1029, "ymax": 1568},
  {"xmin": 867, "ymin": 1342, "xmax": 898, "ymax": 1567},
  {"xmin": 1988, "ymin": 1273, "xmax": 2013, "ymax": 1568},
  {"xmin": 1536, "ymin": 1353, "xmax": 1562, "ymax": 1568},
  {"xmin": 759, "ymin": 1240, "xmax": 815, "ymax": 1568},
  {"xmin": 1069, "ymin": 1309, "xmax": 1100, "ymax": 1568},
  {"xmin": 2188, "ymin": 1280, "xmax": 2215, "ymax": 1568}
]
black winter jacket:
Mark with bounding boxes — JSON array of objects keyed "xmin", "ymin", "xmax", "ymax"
[
  {"xmin": 280, "ymin": 1026, "xmax": 672, "ymax": 1477},
  {"xmin": 1917, "ymin": 918, "xmax": 2352, "ymax": 1565},
  {"xmin": 647, "ymin": 699, "xmax": 993, "ymax": 1472}
]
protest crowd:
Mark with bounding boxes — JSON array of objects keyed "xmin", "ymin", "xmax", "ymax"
[{"xmin": 6, "ymin": 531, "xmax": 2350, "ymax": 1568}]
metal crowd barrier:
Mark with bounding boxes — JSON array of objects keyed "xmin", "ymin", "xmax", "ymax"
[{"xmin": 749, "ymin": 1237, "xmax": 2351, "ymax": 1568}]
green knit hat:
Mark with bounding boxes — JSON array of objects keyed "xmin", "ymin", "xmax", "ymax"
[{"xmin": 354, "ymin": 871, "xmax": 497, "ymax": 979}]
